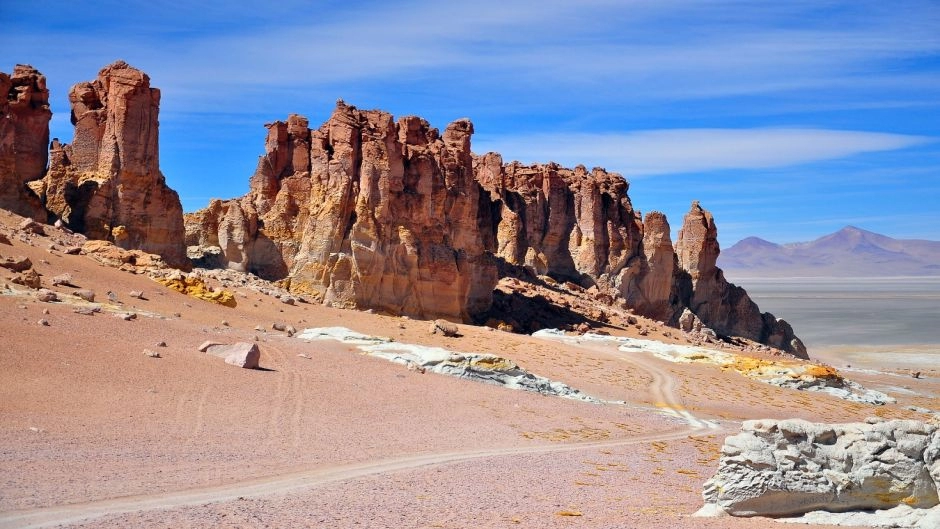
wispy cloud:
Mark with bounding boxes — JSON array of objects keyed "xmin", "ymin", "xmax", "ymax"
[
  {"xmin": 6, "ymin": 0, "xmax": 939, "ymax": 113},
  {"xmin": 473, "ymin": 129, "xmax": 934, "ymax": 177}
]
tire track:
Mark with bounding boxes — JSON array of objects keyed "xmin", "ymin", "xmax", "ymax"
[
  {"xmin": 0, "ymin": 335, "xmax": 727, "ymax": 528},
  {"xmin": 0, "ymin": 426, "xmax": 714, "ymax": 529}
]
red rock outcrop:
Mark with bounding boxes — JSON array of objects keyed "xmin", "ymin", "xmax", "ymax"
[
  {"xmin": 676, "ymin": 201, "xmax": 807, "ymax": 358},
  {"xmin": 617, "ymin": 211, "xmax": 684, "ymax": 322},
  {"xmin": 37, "ymin": 61, "xmax": 187, "ymax": 268},
  {"xmin": 0, "ymin": 65, "xmax": 51, "ymax": 220},
  {"xmin": 187, "ymin": 101, "xmax": 497, "ymax": 320},
  {"xmin": 474, "ymin": 154, "xmax": 640, "ymax": 280},
  {"xmin": 185, "ymin": 101, "xmax": 805, "ymax": 355}
]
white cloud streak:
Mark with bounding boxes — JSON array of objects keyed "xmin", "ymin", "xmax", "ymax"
[{"xmin": 473, "ymin": 129, "xmax": 934, "ymax": 177}]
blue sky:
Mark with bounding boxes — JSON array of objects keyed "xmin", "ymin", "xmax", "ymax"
[{"xmin": 3, "ymin": 0, "xmax": 938, "ymax": 246}]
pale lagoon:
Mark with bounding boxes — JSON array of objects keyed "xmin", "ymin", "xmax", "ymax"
[{"xmin": 727, "ymin": 276, "xmax": 940, "ymax": 370}]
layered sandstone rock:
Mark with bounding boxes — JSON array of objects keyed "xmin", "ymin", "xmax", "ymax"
[
  {"xmin": 38, "ymin": 61, "xmax": 187, "ymax": 268},
  {"xmin": 474, "ymin": 156, "xmax": 686, "ymax": 323},
  {"xmin": 0, "ymin": 65, "xmax": 51, "ymax": 220},
  {"xmin": 676, "ymin": 201, "xmax": 807, "ymax": 358},
  {"xmin": 697, "ymin": 418, "xmax": 940, "ymax": 524},
  {"xmin": 474, "ymin": 154, "xmax": 640, "ymax": 280},
  {"xmin": 187, "ymin": 102, "xmax": 497, "ymax": 320},
  {"xmin": 185, "ymin": 102, "xmax": 805, "ymax": 355}
]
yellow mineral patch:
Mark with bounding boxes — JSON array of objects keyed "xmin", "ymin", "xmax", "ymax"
[
  {"xmin": 470, "ymin": 356, "xmax": 516, "ymax": 371},
  {"xmin": 110, "ymin": 225, "xmax": 129, "ymax": 241},
  {"xmin": 804, "ymin": 364, "xmax": 842, "ymax": 380},
  {"xmin": 555, "ymin": 510, "xmax": 583, "ymax": 517},
  {"xmin": 155, "ymin": 276, "xmax": 237, "ymax": 307}
]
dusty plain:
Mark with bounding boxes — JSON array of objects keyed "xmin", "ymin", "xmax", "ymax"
[{"xmin": 2, "ymin": 208, "xmax": 939, "ymax": 529}]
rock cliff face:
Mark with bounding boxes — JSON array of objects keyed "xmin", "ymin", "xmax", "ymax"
[
  {"xmin": 185, "ymin": 102, "xmax": 804, "ymax": 355},
  {"xmin": 0, "ymin": 62, "xmax": 803, "ymax": 353},
  {"xmin": 676, "ymin": 201, "xmax": 806, "ymax": 357},
  {"xmin": 187, "ymin": 102, "xmax": 497, "ymax": 320},
  {"xmin": 37, "ymin": 61, "xmax": 187, "ymax": 268},
  {"xmin": 0, "ymin": 64, "xmax": 51, "ymax": 220}
]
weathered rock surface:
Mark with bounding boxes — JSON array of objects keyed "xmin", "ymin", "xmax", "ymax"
[
  {"xmin": 0, "ymin": 65, "xmax": 50, "ymax": 220},
  {"xmin": 38, "ymin": 61, "xmax": 187, "ymax": 268},
  {"xmin": 153, "ymin": 271, "xmax": 236, "ymax": 307},
  {"xmin": 697, "ymin": 418, "xmax": 940, "ymax": 521},
  {"xmin": 298, "ymin": 327, "xmax": 600, "ymax": 402},
  {"xmin": 429, "ymin": 319, "xmax": 459, "ymax": 337},
  {"xmin": 204, "ymin": 342, "xmax": 260, "ymax": 369},
  {"xmin": 179, "ymin": 100, "xmax": 802, "ymax": 353},
  {"xmin": 187, "ymin": 103, "xmax": 497, "ymax": 321},
  {"xmin": 676, "ymin": 201, "xmax": 807, "ymax": 358}
]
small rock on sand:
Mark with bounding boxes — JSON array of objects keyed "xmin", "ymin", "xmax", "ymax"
[
  {"xmin": 429, "ymin": 319, "xmax": 459, "ymax": 337},
  {"xmin": 143, "ymin": 349, "xmax": 161, "ymax": 358},
  {"xmin": 51, "ymin": 273, "xmax": 74, "ymax": 287},
  {"xmin": 36, "ymin": 289, "xmax": 58, "ymax": 302},
  {"xmin": 73, "ymin": 289, "xmax": 95, "ymax": 302},
  {"xmin": 204, "ymin": 342, "xmax": 260, "ymax": 369}
]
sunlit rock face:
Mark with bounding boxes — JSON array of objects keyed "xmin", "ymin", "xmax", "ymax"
[
  {"xmin": 187, "ymin": 102, "xmax": 497, "ymax": 321},
  {"xmin": 0, "ymin": 64, "xmax": 51, "ymax": 220},
  {"xmin": 39, "ymin": 61, "xmax": 187, "ymax": 268},
  {"xmin": 698, "ymin": 418, "xmax": 940, "ymax": 521},
  {"xmin": 676, "ymin": 201, "xmax": 807, "ymax": 358},
  {"xmin": 183, "ymin": 102, "xmax": 806, "ymax": 355}
]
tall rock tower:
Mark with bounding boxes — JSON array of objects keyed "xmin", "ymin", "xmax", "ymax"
[
  {"xmin": 40, "ymin": 61, "xmax": 187, "ymax": 267},
  {"xmin": 0, "ymin": 64, "xmax": 51, "ymax": 220}
]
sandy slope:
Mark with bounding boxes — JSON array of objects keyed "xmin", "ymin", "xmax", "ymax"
[{"xmin": 1, "ymin": 208, "xmax": 937, "ymax": 529}]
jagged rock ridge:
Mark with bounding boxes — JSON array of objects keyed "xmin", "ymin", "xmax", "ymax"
[
  {"xmin": 187, "ymin": 104, "xmax": 497, "ymax": 320},
  {"xmin": 186, "ymin": 101, "xmax": 805, "ymax": 356},
  {"xmin": 0, "ymin": 61, "xmax": 803, "ymax": 355},
  {"xmin": 32, "ymin": 61, "xmax": 187, "ymax": 268}
]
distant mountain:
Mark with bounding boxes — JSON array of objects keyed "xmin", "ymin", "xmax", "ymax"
[{"xmin": 719, "ymin": 226, "xmax": 940, "ymax": 277}]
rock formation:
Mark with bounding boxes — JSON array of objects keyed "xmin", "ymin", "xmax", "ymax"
[
  {"xmin": 187, "ymin": 102, "xmax": 497, "ymax": 321},
  {"xmin": 676, "ymin": 201, "xmax": 807, "ymax": 358},
  {"xmin": 184, "ymin": 102, "xmax": 805, "ymax": 355},
  {"xmin": 697, "ymin": 418, "xmax": 940, "ymax": 525},
  {"xmin": 36, "ymin": 61, "xmax": 187, "ymax": 268},
  {"xmin": 0, "ymin": 61, "xmax": 811, "ymax": 355},
  {"xmin": 0, "ymin": 65, "xmax": 51, "ymax": 220}
]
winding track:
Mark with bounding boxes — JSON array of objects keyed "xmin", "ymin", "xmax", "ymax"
[{"xmin": 0, "ymin": 338, "xmax": 725, "ymax": 529}]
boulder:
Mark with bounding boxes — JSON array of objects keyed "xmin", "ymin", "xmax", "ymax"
[
  {"xmin": 429, "ymin": 319, "xmax": 459, "ymax": 337},
  {"xmin": 204, "ymin": 342, "xmax": 260, "ymax": 369},
  {"xmin": 697, "ymin": 418, "xmax": 940, "ymax": 518},
  {"xmin": 50, "ymin": 273, "xmax": 74, "ymax": 287},
  {"xmin": 73, "ymin": 289, "xmax": 95, "ymax": 302},
  {"xmin": 36, "ymin": 288, "xmax": 57, "ymax": 302},
  {"xmin": 678, "ymin": 308, "xmax": 702, "ymax": 333},
  {"xmin": 18, "ymin": 218, "xmax": 45, "ymax": 235},
  {"xmin": 0, "ymin": 255, "xmax": 32, "ymax": 272},
  {"xmin": 10, "ymin": 268, "xmax": 41, "ymax": 288}
]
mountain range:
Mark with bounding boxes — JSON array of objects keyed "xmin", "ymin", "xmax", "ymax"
[{"xmin": 719, "ymin": 226, "xmax": 940, "ymax": 277}]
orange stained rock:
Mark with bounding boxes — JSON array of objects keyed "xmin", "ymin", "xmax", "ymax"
[{"xmin": 155, "ymin": 276, "xmax": 237, "ymax": 308}]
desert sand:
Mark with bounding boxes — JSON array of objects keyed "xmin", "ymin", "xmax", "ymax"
[{"xmin": 2, "ymin": 208, "xmax": 938, "ymax": 529}]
